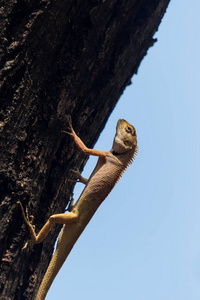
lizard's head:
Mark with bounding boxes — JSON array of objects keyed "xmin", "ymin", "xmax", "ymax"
[{"xmin": 112, "ymin": 119, "xmax": 137, "ymax": 154}]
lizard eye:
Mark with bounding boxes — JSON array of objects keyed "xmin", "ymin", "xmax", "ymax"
[{"xmin": 126, "ymin": 126, "xmax": 132, "ymax": 134}]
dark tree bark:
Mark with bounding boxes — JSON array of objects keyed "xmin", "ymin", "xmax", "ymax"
[{"xmin": 0, "ymin": 0, "xmax": 170, "ymax": 299}]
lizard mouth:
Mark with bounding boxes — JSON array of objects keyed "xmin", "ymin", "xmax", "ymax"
[{"xmin": 116, "ymin": 119, "xmax": 124, "ymax": 130}]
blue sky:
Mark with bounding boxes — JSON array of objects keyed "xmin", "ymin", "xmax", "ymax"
[{"xmin": 48, "ymin": 1, "xmax": 200, "ymax": 299}]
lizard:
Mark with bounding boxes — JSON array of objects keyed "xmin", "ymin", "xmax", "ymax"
[{"xmin": 18, "ymin": 116, "xmax": 138, "ymax": 300}]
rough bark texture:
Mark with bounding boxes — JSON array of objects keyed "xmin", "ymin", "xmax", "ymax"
[{"xmin": 0, "ymin": 0, "xmax": 170, "ymax": 299}]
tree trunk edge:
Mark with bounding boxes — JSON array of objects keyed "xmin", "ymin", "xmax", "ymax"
[{"xmin": 0, "ymin": 1, "xmax": 171, "ymax": 299}]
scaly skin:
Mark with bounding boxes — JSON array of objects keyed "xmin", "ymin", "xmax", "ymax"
[{"xmin": 18, "ymin": 117, "xmax": 138, "ymax": 300}]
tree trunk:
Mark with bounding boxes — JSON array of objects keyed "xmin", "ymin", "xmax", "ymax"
[{"xmin": 0, "ymin": 0, "xmax": 170, "ymax": 299}]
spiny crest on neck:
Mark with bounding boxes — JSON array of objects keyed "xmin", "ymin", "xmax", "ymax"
[
  {"xmin": 112, "ymin": 118, "xmax": 138, "ymax": 184},
  {"xmin": 113, "ymin": 144, "xmax": 138, "ymax": 187}
]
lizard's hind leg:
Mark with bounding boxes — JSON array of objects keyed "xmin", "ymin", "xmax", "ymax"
[{"xmin": 18, "ymin": 201, "xmax": 79, "ymax": 244}]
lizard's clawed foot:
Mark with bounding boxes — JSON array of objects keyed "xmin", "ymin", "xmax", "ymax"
[
  {"xmin": 69, "ymin": 168, "xmax": 81, "ymax": 182},
  {"xmin": 18, "ymin": 201, "xmax": 33, "ymax": 227},
  {"xmin": 66, "ymin": 115, "xmax": 72, "ymax": 127},
  {"xmin": 18, "ymin": 201, "xmax": 37, "ymax": 241},
  {"xmin": 62, "ymin": 115, "xmax": 74, "ymax": 136},
  {"xmin": 69, "ymin": 168, "xmax": 88, "ymax": 185},
  {"xmin": 29, "ymin": 214, "xmax": 34, "ymax": 225}
]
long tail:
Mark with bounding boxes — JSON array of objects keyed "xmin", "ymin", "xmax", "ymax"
[{"xmin": 36, "ymin": 229, "xmax": 72, "ymax": 300}]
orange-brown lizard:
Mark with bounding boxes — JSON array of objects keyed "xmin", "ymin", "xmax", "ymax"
[{"xmin": 18, "ymin": 116, "xmax": 138, "ymax": 300}]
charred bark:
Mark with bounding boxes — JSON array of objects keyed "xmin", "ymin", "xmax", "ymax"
[{"xmin": 0, "ymin": 0, "xmax": 170, "ymax": 299}]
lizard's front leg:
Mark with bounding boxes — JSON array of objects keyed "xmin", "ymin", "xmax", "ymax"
[
  {"xmin": 18, "ymin": 201, "xmax": 79, "ymax": 244},
  {"xmin": 62, "ymin": 115, "xmax": 110, "ymax": 158},
  {"xmin": 70, "ymin": 168, "xmax": 88, "ymax": 185}
]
